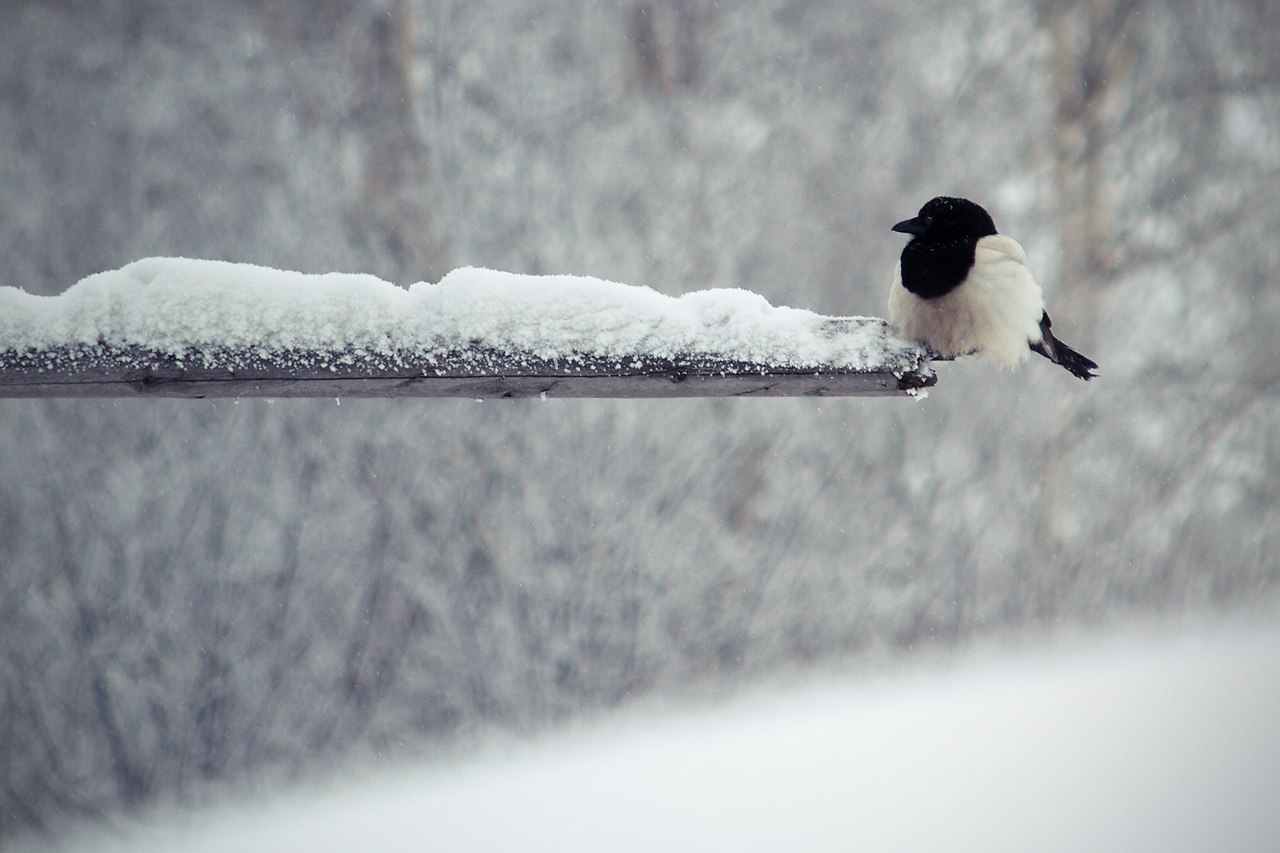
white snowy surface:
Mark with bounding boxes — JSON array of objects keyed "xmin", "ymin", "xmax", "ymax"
[
  {"xmin": 39, "ymin": 622, "xmax": 1280, "ymax": 853},
  {"xmin": 0, "ymin": 257, "xmax": 914, "ymax": 368}
]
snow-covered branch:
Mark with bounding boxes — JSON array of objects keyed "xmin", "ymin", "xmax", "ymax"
[{"xmin": 0, "ymin": 258, "xmax": 934, "ymax": 398}]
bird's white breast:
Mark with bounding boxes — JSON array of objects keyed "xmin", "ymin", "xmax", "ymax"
[{"xmin": 888, "ymin": 235, "xmax": 1045, "ymax": 370}]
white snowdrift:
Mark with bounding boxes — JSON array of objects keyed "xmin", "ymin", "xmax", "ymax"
[
  {"xmin": 0, "ymin": 258, "xmax": 915, "ymax": 369},
  {"xmin": 39, "ymin": 622, "xmax": 1280, "ymax": 853}
]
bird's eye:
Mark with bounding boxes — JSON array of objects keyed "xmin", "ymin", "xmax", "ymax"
[{"xmin": 923, "ymin": 215, "xmax": 934, "ymax": 226}]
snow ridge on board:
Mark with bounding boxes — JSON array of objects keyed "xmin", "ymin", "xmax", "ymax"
[{"xmin": 0, "ymin": 258, "xmax": 922, "ymax": 371}]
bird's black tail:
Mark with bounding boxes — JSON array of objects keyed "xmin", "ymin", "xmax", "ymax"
[{"xmin": 1030, "ymin": 312, "xmax": 1098, "ymax": 381}]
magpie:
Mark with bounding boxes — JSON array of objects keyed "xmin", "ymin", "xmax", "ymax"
[{"xmin": 888, "ymin": 196, "xmax": 1098, "ymax": 380}]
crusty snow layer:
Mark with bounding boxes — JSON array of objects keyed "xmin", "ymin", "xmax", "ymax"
[{"xmin": 0, "ymin": 258, "xmax": 918, "ymax": 370}]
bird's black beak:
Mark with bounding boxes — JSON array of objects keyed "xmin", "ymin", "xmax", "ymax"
[{"xmin": 892, "ymin": 217, "xmax": 928, "ymax": 236}]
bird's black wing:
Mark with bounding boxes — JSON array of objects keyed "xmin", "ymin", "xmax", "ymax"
[{"xmin": 1030, "ymin": 312, "xmax": 1098, "ymax": 381}]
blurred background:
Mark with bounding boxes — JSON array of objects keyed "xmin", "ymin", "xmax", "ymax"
[{"xmin": 3, "ymin": 0, "xmax": 1279, "ymax": 842}]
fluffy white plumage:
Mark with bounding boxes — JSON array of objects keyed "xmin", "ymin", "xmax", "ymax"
[{"xmin": 889, "ymin": 234, "xmax": 1045, "ymax": 370}]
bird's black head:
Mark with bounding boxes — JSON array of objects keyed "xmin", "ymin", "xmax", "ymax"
[
  {"xmin": 892, "ymin": 197, "xmax": 999, "ymax": 299},
  {"xmin": 892, "ymin": 196, "xmax": 997, "ymax": 241}
]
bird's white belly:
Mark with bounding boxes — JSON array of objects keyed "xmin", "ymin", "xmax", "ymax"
[{"xmin": 889, "ymin": 247, "xmax": 1044, "ymax": 370}]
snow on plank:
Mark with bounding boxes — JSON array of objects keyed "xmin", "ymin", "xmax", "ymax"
[{"xmin": 0, "ymin": 258, "xmax": 934, "ymax": 398}]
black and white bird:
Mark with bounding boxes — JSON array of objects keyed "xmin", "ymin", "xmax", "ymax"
[{"xmin": 888, "ymin": 196, "xmax": 1098, "ymax": 380}]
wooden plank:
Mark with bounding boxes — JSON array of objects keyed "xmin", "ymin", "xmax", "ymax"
[
  {"xmin": 0, "ymin": 342, "xmax": 935, "ymax": 399},
  {"xmin": 1, "ymin": 260, "xmax": 937, "ymax": 399}
]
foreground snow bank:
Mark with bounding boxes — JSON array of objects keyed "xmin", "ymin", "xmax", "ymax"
[
  {"xmin": 35, "ymin": 621, "xmax": 1280, "ymax": 853},
  {"xmin": 0, "ymin": 258, "xmax": 912, "ymax": 369}
]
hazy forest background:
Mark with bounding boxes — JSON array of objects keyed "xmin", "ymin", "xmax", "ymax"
[{"xmin": 3, "ymin": 0, "xmax": 1279, "ymax": 841}]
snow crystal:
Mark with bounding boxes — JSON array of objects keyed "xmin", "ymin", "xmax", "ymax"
[{"xmin": 0, "ymin": 258, "xmax": 923, "ymax": 371}]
